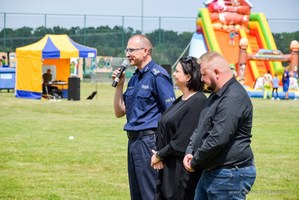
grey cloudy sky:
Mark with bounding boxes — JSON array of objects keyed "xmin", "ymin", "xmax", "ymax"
[{"xmin": 1, "ymin": 0, "xmax": 299, "ymax": 33}]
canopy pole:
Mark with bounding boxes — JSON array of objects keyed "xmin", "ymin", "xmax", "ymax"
[{"xmin": 171, "ymin": 41, "xmax": 191, "ymax": 69}]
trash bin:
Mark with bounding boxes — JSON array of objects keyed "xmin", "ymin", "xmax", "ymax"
[
  {"xmin": 0, "ymin": 67, "xmax": 15, "ymax": 92},
  {"xmin": 68, "ymin": 77, "xmax": 80, "ymax": 100}
]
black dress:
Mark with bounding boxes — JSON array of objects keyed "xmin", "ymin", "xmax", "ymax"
[{"xmin": 156, "ymin": 92, "xmax": 207, "ymax": 200}]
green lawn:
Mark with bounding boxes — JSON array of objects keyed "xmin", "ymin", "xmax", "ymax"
[{"xmin": 0, "ymin": 83, "xmax": 298, "ymax": 199}]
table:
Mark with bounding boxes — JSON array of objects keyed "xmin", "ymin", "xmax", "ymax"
[
  {"xmin": 48, "ymin": 81, "xmax": 68, "ymax": 90},
  {"xmin": 45, "ymin": 81, "xmax": 68, "ymax": 98}
]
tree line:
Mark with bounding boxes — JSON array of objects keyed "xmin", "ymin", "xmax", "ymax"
[{"xmin": 0, "ymin": 25, "xmax": 298, "ymax": 66}]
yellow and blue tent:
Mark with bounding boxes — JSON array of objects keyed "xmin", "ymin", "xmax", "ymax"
[{"xmin": 15, "ymin": 34, "xmax": 97, "ymax": 99}]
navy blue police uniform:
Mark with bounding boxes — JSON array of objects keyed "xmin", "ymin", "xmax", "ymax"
[{"xmin": 123, "ymin": 60, "xmax": 175, "ymax": 200}]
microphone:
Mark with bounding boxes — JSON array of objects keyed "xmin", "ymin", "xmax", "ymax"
[{"xmin": 112, "ymin": 59, "xmax": 129, "ymax": 87}]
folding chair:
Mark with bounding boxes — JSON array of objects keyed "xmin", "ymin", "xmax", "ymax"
[{"xmin": 42, "ymin": 84, "xmax": 56, "ymax": 100}]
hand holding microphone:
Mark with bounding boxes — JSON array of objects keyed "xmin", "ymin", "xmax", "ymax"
[{"xmin": 112, "ymin": 59, "xmax": 129, "ymax": 87}]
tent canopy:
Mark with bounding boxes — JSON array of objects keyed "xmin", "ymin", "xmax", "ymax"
[{"xmin": 15, "ymin": 34, "xmax": 97, "ymax": 99}]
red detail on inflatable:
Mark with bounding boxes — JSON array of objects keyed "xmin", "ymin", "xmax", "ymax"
[{"xmin": 205, "ymin": 0, "xmax": 251, "ymax": 32}]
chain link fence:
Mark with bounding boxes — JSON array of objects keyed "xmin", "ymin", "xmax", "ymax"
[
  {"xmin": 0, "ymin": 12, "xmax": 298, "ymax": 83},
  {"xmin": 0, "ymin": 12, "xmax": 197, "ymax": 31}
]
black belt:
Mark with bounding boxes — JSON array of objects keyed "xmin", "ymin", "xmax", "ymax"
[
  {"xmin": 127, "ymin": 129, "xmax": 156, "ymax": 140},
  {"xmin": 205, "ymin": 162, "xmax": 252, "ymax": 172}
]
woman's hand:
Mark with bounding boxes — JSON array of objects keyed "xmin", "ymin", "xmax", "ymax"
[{"xmin": 151, "ymin": 150, "xmax": 164, "ymax": 170}]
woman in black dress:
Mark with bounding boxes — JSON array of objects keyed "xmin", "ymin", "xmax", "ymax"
[{"xmin": 151, "ymin": 56, "xmax": 207, "ymax": 200}]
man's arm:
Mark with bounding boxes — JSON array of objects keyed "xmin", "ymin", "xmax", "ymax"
[
  {"xmin": 190, "ymin": 97, "xmax": 243, "ymax": 169},
  {"xmin": 113, "ymin": 84, "xmax": 126, "ymax": 117},
  {"xmin": 112, "ymin": 68, "xmax": 126, "ymax": 118},
  {"xmin": 154, "ymin": 75, "xmax": 175, "ymax": 110}
]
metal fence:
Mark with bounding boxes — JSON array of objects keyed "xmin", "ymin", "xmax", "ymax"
[
  {"xmin": 0, "ymin": 12, "xmax": 298, "ymax": 50},
  {"xmin": 0, "ymin": 13, "xmax": 198, "ymax": 82},
  {"xmin": 1, "ymin": 12, "xmax": 298, "ymax": 33},
  {"xmin": 0, "ymin": 12, "xmax": 198, "ymax": 57},
  {"xmin": 0, "ymin": 12, "xmax": 197, "ymax": 33},
  {"xmin": 0, "ymin": 12, "xmax": 298, "ymax": 82}
]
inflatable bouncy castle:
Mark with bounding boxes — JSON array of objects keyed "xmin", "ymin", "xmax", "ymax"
[{"xmin": 189, "ymin": 0, "xmax": 299, "ymax": 99}]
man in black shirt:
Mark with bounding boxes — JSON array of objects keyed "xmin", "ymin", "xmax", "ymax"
[
  {"xmin": 42, "ymin": 69, "xmax": 59, "ymax": 97},
  {"xmin": 183, "ymin": 51, "xmax": 256, "ymax": 199}
]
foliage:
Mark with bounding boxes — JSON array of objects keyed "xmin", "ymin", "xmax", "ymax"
[
  {"xmin": 0, "ymin": 25, "xmax": 193, "ymax": 65},
  {"xmin": 0, "ymin": 25, "xmax": 298, "ymax": 66},
  {"xmin": 0, "ymin": 83, "xmax": 299, "ymax": 199},
  {"xmin": 273, "ymin": 31, "xmax": 299, "ymax": 54}
]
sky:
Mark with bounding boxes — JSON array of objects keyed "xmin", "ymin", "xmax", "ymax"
[{"xmin": 1, "ymin": 0, "xmax": 299, "ymax": 33}]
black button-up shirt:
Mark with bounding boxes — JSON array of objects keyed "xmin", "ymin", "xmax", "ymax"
[{"xmin": 186, "ymin": 77, "xmax": 254, "ymax": 170}]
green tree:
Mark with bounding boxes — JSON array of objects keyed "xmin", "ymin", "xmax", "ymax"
[{"xmin": 0, "ymin": 25, "xmax": 298, "ymax": 68}]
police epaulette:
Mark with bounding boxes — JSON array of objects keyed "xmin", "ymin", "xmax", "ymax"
[{"xmin": 151, "ymin": 68, "xmax": 161, "ymax": 76}]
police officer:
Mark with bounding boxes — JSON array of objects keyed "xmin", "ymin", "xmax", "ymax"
[{"xmin": 113, "ymin": 34, "xmax": 175, "ymax": 200}]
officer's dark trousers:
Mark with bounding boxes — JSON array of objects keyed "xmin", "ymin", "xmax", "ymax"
[{"xmin": 127, "ymin": 134, "xmax": 157, "ymax": 200}]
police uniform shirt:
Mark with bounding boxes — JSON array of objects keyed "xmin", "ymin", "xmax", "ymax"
[{"xmin": 123, "ymin": 60, "xmax": 175, "ymax": 132}]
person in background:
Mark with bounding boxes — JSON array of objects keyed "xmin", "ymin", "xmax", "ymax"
[
  {"xmin": 42, "ymin": 69, "xmax": 60, "ymax": 97},
  {"xmin": 1, "ymin": 56, "xmax": 6, "ymax": 66},
  {"xmin": 282, "ymin": 67, "xmax": 290, "ymax": 100},
  {"xmin": 43, "ymin": 69, "xmax": 52, "ymax": 84},
  {"xmin": 272, "ymin": 73, "xmax": 279, "ymax": 100},
  {"xmin": 263, "ymin": 70, "xmax": 272, "ymax": 100},
  {"xmin": 229, "ymin": 30, "xmax": 238, "ymax": 46},
  {"xmin": 183, "ymin": 51, "xmax": 256, "ymax": 200},
  {"xmin": 42, "ymin": 69, "xmax": 53, "ymax": 94},
  {"xmin": 112, "ymin": 34, "xmax": 176, "ymax": 200},
  {"xmin": 151, "ymin": 56, "xmax": 207, "ymax": 200}
]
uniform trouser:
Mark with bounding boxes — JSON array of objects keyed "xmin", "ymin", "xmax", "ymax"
[{"xmin": 127, "ymin": 134, "xmax": 157, "ymax": 200}]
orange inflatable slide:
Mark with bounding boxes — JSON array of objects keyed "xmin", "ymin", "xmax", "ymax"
[{"xmin": 188, "ymin": 0, "xmax": 284, "ymax": 89}]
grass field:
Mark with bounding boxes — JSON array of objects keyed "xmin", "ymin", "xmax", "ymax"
[{"xmin": 0, "ymin": 82, "xmax": 299, "ymax": 200}]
